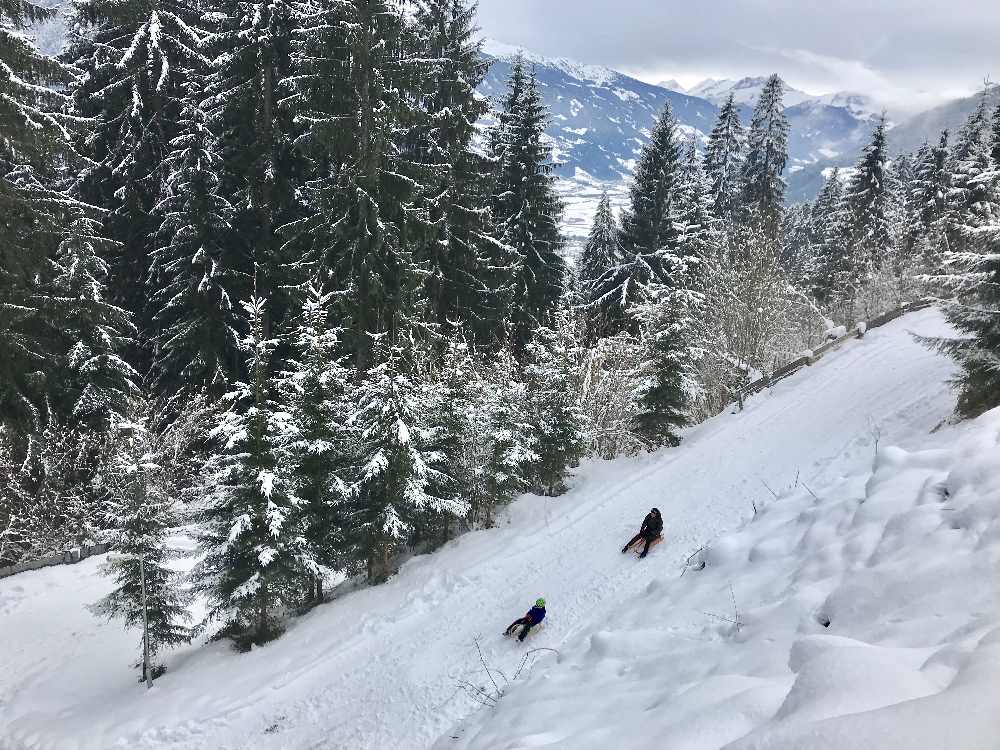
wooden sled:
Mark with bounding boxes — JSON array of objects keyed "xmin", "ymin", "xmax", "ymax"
[{"xmin": 626, "ymin": 535, "xmax": 664, "ymax": 556}]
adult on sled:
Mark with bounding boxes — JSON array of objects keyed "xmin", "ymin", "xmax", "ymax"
[
  {"xmin": 505, "ymin": 598, "xmax": 546, "ymax": 642},
  {"xmin": 622, "ymin": 508, "xmax": 663, "ymax": 558}
]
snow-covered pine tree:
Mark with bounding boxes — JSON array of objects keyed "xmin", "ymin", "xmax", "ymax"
[
  {"xmin": 523, "ymin": 308, "xmax": 587, "ymax": 496},
  {"xmin": 593, "ymin": 104, "xmax": 682, "ymax": 336},
  {"xmin": 428, "ymin": 339, "xmax": 496, "ymax": 527},
  {"xmin": 192, "ymin": 297, "xmax": 309, "ymax": 645},
  {"xmin": 345, "ymin": 336, "xmax": 468, "ymax": 583},
  {"xmin": 908, "ymin": 132, "xmax": 951, "ymax": 259},
  {"xmin": 480, "ymin": 54, "xmax": 528, "ymax": 348},
  {"xmin": 928, "ymin": 219, "xmax": 1000, "ymax": 417},
  {"xmin": 478, "ymin": 350, "xmax": 538, "ymax": 524},
  {"xmin": 926, "ymin": 97, "xmax": 1000, "ymax": 418},
  {"xmin": 675, "ymin": 138, "xmax": 720, "ymax": 279},
  {"xmin": 93, "ymin": 411, "xmax": 192, "ymax": 683},
  {"xmin": 781, "ymin": 202, "xmax": 816, "ymax": 290},
  {"xmin": 284, "ymin": 0, "xmax": 424, "ymax": 370},
  {"xmin": 886, "ymin": 153, "xmax": 922, "ymax": 304},
  {"xmin": 579, "ymin": 192, "xmax": 621, "ymax": 341},
  {"xmin": 409, "ymin": 0, "xmax": 496, "ymax": 338},
  {"xmin": 807, "ymin": 169, "xmax": 847, "ymax": 306},
  {"xmin": 65, "ymin": 0, "xmax": 207, "ymax": 350},
  {"xmin": 632, "ymin": 278, "xmax": 703, "ymax": 448},
  {"xmin": 149, "ymin": 81, "xmax": 241, "ymax": 405},
  {"xmin": 943, "ymin": 93, "xmax": 998, "ymax": 253},
  {"xmin": 0, "ymin": 0, "xmax": 77, "ymax": 446},
  {"xmin": 26, "ymin": 212, "xmax": 142, "ymax": 530},
  {"xmin": 631, "ymin": 141, "xmax": 711, "ymax": 448},
  {"xmin": 837, "ymin": 116, "xmax": 895, "ymax": 319},
  {"xmin": 493, "ymin": 65, "xmax": 566, "ymax": 355},
  {"xmin": 413, "ymin": 338, "xmax": 481, "ymax": 539},
  {"xmin": 703, "ymin": 93, "xmax": 746, "ymax": 219},
  {"xmin": 205, "ymin": 0, "xmax": 304, "ymax": 332},
  {"xmin": 279, "ymin": 284, "xmax": 354, "ymax": 603},
  {"xmin": 740, "ymin": 74, "xmax": 789, "ymax": 237},
  {"xmin": 49, "ymin": 214, "xmax": 141, "ymax": 437}
]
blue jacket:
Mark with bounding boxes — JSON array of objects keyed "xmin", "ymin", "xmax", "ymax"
[{"xmin": 526, "ymin": 605, "xmax": 546, "ymax": 624}]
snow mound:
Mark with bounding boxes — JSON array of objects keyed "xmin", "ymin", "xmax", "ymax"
[{"xmin": 442, "ymin": 405, "xmax": 1000, "ymax": 750}]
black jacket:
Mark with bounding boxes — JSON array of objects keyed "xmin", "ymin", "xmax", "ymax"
[{"xmin": 640, "ymin": 511, "xmax": 663, "ymax": 537}]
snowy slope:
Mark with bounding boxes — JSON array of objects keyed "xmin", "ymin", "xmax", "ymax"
[
  {"xmin": 0, "ymin": 308, "xmax": 967, "ymax": 750},
  {"xmin": 444, "ymin": 323, "xmax": 1000, "ymax": 749}
]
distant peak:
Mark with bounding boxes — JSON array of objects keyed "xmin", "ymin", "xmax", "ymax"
[
  {"xmin": 656, "ymin": 79, "xmax": 686, "ymax": 93},
  {"xmin": 480, "ymin": 38, "xmax": 620, "ymax": 87}
]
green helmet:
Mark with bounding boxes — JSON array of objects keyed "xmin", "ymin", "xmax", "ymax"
[{"xmin": 535, "ymin": 597, "xmax": 546, "ymax": 608}]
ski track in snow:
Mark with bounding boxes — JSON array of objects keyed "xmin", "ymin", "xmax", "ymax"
[{"xmin": 0, "ymin": 308, "xmax": 959, "ymax": 750}]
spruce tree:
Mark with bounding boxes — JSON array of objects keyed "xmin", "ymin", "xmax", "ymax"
[
  {"xmin": 480, "ymin": 55, "xmax": 528, "ymax": 347},
  {"xmin": 345, "ymin": 337, "xmax": 467, "ymax": 583},
  {"xmin": 479, "ymin": 351, "xmax": 538, "ymax": 523},
  {"xmin": 65, "ymin": 0, "xmax": 206, "ymax": 348},
  {"xmin": 23, "ymin": 214, "xmax": 140, "ymax": 532},
  {"xmin": 632, "ymin": 281, "xmax": 703, "ymax": 447},
  {"xmin": 523, "ymin": 312, "xmax": 586, "ymax": 496},
  {"xmin": 929, "ymin": 223, "xmax": 1000, "ymax": 417},
  {"xmin": 280, "ymin": 285, "xmax": 354, "ymax": 603},
  {"xmin": 493, "ymin": 66, "xmax": 566, "ymax": 355},
  {"xmin": 927, "ymin": 97, "xmax": 1000, "ymax": 417},
  {"xmin": 47, "ymin": 212, "xmax": 141, "ymax": 463},
  {"xmin": 206, "ymin": 0, "xmax": 305, "ymax": 332},
  {"xmin": 285, "ymin": 0, "xmax": 423, "ymax": 370},
  {"xmin": 629, "ymin": 144, "xmax": 710, "ymax": 447},
  {"xmin": 594, "ymin": 104, "xmax": 682, "ymax": 336},
  {"xmin": 703, "ymin": 93, "xmax": 746, "ymax": 219},
  {"xmin": 432, "ymin": 340, "xmax": 493, "ymax": 527},
  {"xmin": 148, "ymin": 82, "xmax": 241, "ymax": 404},
  {"xmin": 675, "ymin": 138, "xmax": 721, "ymax": 275},
  {"xmin": 192, "ymin": 297, "xmax": 309, "ymax": 645},
  {"xmin": 944, "ymin": 93, "xmax": 997, "ymax": 250},
  {"xmin": 838, "ymin": 117, "xmax": 894, "ymax": 316},
  {"xmin": 93, "ymin": 414, "xmax": 192, "ymax": 682},
  {"xmin": 907, "ymin": 132, "xmax": 950, "ymax": 261},
  {"xmin": 579, "ymin": 192, "xmax": 621, "ymax": 341},
  {"xmin": 409, "ymin": 0, "xmax": 495, "ymax": 337},
  {"xmin": 0, "ymin": 0, "xmax": 77, "ymax": 442},
  {"xmin": 740, "ymin": 74, "xmax": 789, "ymax": 236}
]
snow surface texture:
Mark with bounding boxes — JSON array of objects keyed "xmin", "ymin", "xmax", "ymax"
[
  {"xmin": 0, "ymin": 308, "xmax": 984, "ymax": 750},
  {"xmin": 445, "ymin": 312, "xmax": 1000, "ymax": 749}
]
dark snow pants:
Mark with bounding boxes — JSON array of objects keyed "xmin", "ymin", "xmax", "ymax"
[
  {"xmin": 506, "ymin": 617, "xmax": 535, "ymax": 641},
  {"xmin": 626, "ymin": 532, "xmax": 658, "ymax": 556}
]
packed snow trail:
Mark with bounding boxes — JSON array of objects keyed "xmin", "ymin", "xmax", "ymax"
[{"xmin": 0, "ymin": 308, "xmax": 959, "ymax": 750}]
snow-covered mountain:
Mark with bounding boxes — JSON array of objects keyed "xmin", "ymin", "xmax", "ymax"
[
  {"xmin": 887, "ymin": 83, "xmax": 1000, "ymax": 156},
  {"xmin": 480, "ymin": 39, "xmax": 718, "ymax": 185},
  {"xmin": 479, "ymin": 42, "xmax": 890, "ymax": 240},
  {"xmin": 689, "ymin": 76, "xmax": 815, "ymax": 108},
  {"xmin": 656, "ymin": 79, "xmax": 686, "ymax": 93}
]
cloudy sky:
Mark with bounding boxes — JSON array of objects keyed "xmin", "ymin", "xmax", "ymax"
[{"xmin": 476, "ymin": 0, "xmax": 999, "ymax": 114}]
